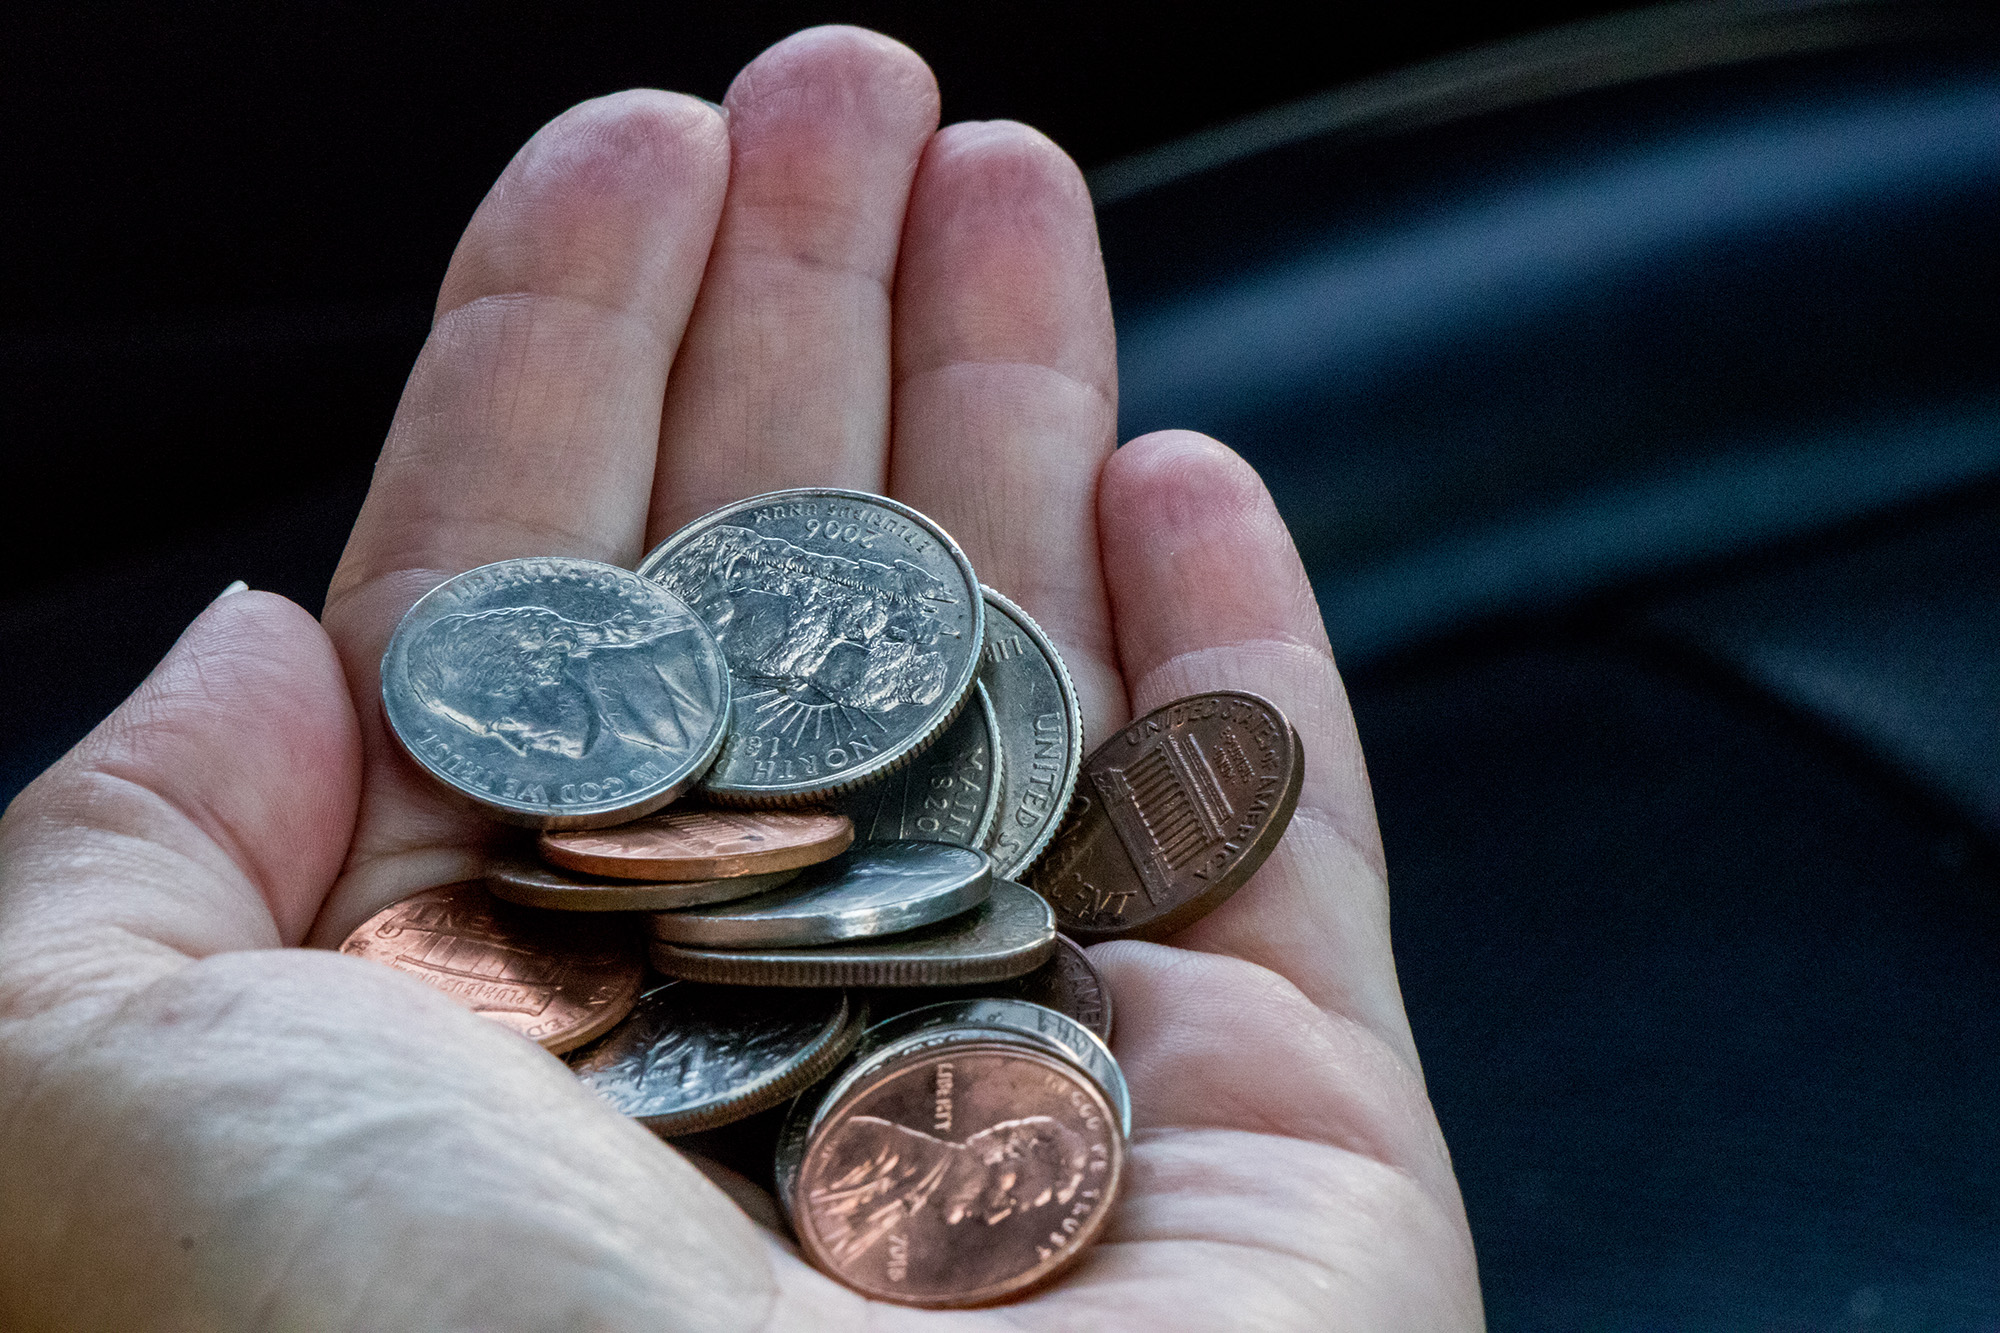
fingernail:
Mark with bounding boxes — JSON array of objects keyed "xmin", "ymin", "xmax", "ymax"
[{"xmin": 216, "ymin": 580, "xmax": 249, "ymax": 600}]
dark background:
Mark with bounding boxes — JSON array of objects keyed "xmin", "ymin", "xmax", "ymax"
[{"xmin": 9, "ymin": 3, "xmax": 2000, "ymax": 1329}]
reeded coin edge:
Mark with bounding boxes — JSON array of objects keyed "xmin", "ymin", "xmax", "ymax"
[
  {"xmin": 620, "ymin": 992, "xmax": 866, "ymax": 1138},
  {"xmin": 791, "ymin": 1040, "xmax": 1125, "ymax": 1308},
  {"xmin": 638, "ymin": 488, "xmax": 987, "ymax": 807},
  {"xmin": 379, "ymin": 558, "xmax": 731, "ymax": 829},
  {"xmin": 979, "ymin": 586, "xmax": 1085, "ymax": 880},
  {"xmin": 646, "ymin": 932, "xmax": 1055, "ymax": 988}
]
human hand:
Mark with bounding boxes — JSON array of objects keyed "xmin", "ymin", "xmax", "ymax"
[{"xmin": 0, "ymin": 27, "xmax": 1480, "ymax": 1329}]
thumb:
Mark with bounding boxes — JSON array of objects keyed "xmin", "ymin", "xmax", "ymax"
[{"xmin": 0, "ymin": 586, "xmax": 363, "ymax": 1011}]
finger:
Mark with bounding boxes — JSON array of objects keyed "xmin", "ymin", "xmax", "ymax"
[
  {"xmin": 0, "ymin": 590, "xmax": 362, "ymax": 1014},
  {"xmin": 887, "ymin": 121, "xmax": 1124, "ymax": 742},
  {"xmin": 1096, "ymin": 431, "xmax": 1410, "ymax": 1060},
  {"xmin": 328, "ymin": 89, "xmax": 729, "ymax": 629},
  {"xmin": 314, "ymin": 92, "xmax": 729, "ymax": 943},
  {"xmin": 647, "ymin": 27, "xmax": 939, "ymax": 539}
]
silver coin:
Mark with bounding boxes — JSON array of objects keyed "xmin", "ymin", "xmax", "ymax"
[
  {"xmin": 829, "ymin": 681, "xmax": 1004, "ymax": 849},
  {"xmin": 977, "ymin": 588, "xmax": 1084, "ymax": 878},
  {"xmin": 567, "ymin": 980, "xmax": 860, "ymax": 1135},
  {"xmin": 647, "ymin": 878, "xmax": 1055, "ymax": 987},
  {"xmin": 639, "ymin": 489, "xmax": 984, "ymax": 805},
  {"xmin": 868, "ymin": 932, "xmax": 1112, "ymax": 1041},
  {"xmin": 483, "ymin": 854, "xmax": 799, "ymax": 913},
  {"xmin": 644, "ymin": 841, "xmax": 992, "ymax": 949},
  {"xmin": 380, "ymin": 557, "xmax": 730, "ymax": 828}
]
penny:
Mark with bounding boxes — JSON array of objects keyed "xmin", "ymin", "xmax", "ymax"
[
  {"xmin": 639, "ymin": 488, "xmax": 984, "ymax": 806},
  {"xmin": 647, "ymin": 878, "xmax": 1055, "ymax": 987},
  {"xmin": 566, "ymin": 980, "xmax": 862, "ymax": 1135},
  {"xmin": 380, "ymin": 557, "xmax": 731, "ymax": 829},
  {"xmin": 539, "ymin": 806, "xmax": 853, "ymax": 881},
  {"xmin": 484, "ymin": 854, "xmax": 799, "ymax": 913},
  {"xmin": 791, "ymin": 1036, "xmax": 1125, "ymax": 1307},
  {"xmin": 853, "ymin": 998, "xmax": 1130, "ymax": 1137},
  {"xmin": 976, "ymin": 588, "xmax": 1084, "ymax": 879},
  {"xmin": 1029, "ymin": 691, "xmax": 1303, "ymax": 942},
  {"xmin": 872, "ymin": 933, "xmax": 1112, "ymax": 1042},
  {"xmin": 338, "ymin": 881, "xmax": 644, "ymax": 1054},
  {"xmin": 644, "ymin": 841, "xmax": 992, "ymax": 949},
  {"xmin": 830, "ymin": 681, "xmax": 1004, "ymax": 850}
]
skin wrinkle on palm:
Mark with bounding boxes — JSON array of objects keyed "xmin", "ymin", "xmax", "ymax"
[{"xmin": 0, "ymin": 25, "xmax": 1480, "ymax": 1330}]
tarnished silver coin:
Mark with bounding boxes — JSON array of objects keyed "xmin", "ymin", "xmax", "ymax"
[
  {"xmin": 830, "ymin": 682, "xmax": 1003, "ymax": 850},
  {"xmin": 870, "ymin": 933, "xmax": 1112, "ymax": 1042},
  {"xmin": 484, "ymin": 854, "xmax": 799, "ymax": 913},
  {"xmin": 381, "ymin": 557, "xmax": 730, "ymax": 828},
  {"xmin": 647, "ymin": 878, "xmax": 1055, "ymax": 987},
  {"xmin": 977, "ymin": 588, "xmax": 1084, "ymax": 879},
  {"xmin": 854, "ymin": 997, "xmax": 1130, "ymax": 1137},
  {"xmin": 639, "ymin": 489, "xmax": 984, "ymax": 806},
  {"xmin": 567, "ymin": 980, "xmax": 861, "ymax": 1135},
  {"xmin": 646, "ymin": 841, "xmax": 992, "ymax": 949}
]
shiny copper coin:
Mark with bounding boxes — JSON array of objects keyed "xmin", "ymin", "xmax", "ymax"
[
  {"xmin": 1029, "ymin": 691, "xmax": 1302, "ymax": 942},
  {"xmin": 484, "ymin": 853, "xmax": 799, "ymax": 912},
  {"xmin": 539, "ymin": 806, "xmax": 853, "ymax": 881},
  {"xmin": 793, "ymin": 1038, "xmax": 1124, "ymax": 1307},
  {"xmin": 338, "ymin": 881, "xmax": 644, "ymax": 1053}
]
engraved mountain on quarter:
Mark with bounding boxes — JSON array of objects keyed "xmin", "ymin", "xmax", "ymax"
[{"xmin": 656, "ymin": 524, "xmax": 958, "ymax": 741}]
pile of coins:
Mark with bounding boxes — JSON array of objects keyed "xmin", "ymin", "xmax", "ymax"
[{"xmin": 341, "ymin": 488, "xmax": 1302, "ymax": 1307}]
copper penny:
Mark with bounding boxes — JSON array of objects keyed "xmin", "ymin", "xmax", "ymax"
[
  {"xmin": 1029, "ymin": 691, "xmax": 1302, "ymax": 942},
  {"xmin": 484, "ymin": 853, "xmax": 799, "ymax": 912},
  {"xmin": 338, "ymin": 881, "xmax": 644, "ymax": 1054},
  {"xmin": 793, "ymin": 1037, "xmax": 1124, "ymax": 1307},
  {"xmin": 539, "ymin": 806, "xmax": 853, "ymax": 881}
]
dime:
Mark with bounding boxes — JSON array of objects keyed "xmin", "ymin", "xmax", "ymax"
[
  {"xmin": 647, "ymin": 878, "xmax": 1055, "ymax": 987},
  {"xmin": 338, "ymin": 881, "xmax": 644, "ymax": 1054},
  {"xmin": 644, "ymin": 841, "xmax": 992, "ymax": 949},
  {"xmin": 566, "ymin": 980, "xmax": 861, "ymax": 1135},
  {"xmin": 484, "ymin": 854, "xmax": 799, "ymax": 913},
  {"xmin": 791, "ymin": 1036, "xmax": 1124, "ymax": 1307},
  {"xmin": 873, "ymin": 934, "xmax": 1112, "ymax": 1042},
  {"xmin": 830, "ymin": 682, "xmax": 1003, "ymax": 849},
  {"xmin": 1029, "ymin": 691, "xmax": 1303, "ymax": 942},
  {"xmin": 380, "ymin": 557, "xmax": 730, "ymax": 828},
  {"xmin": 639, "ymin": 489, "xmax": 984, "ymax": 806},
  {"xmin": 539, "ymin": 807, "xmax": 853, "ymax": 882},
  {"xmin": 976, "ymin": 588, "xmax": 1084, "ymax": 879}
]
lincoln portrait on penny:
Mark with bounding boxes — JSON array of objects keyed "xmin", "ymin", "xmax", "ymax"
[{"xmin": 806, "ymin": 1114, "xmax": 1092, "ymax": 1266}]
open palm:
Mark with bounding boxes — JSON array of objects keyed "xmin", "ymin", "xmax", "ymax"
[{"xmin": 0, "ymin": 28, "xmax": 1479, "ymax": 1330}]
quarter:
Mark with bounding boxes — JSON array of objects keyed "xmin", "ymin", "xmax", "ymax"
[
  {"xmin": 872, "ymin": 933, "xmax": 1112, "ymax": 1042},
  {"xmin": 380, "ymin": 557, "xmax": 730, "ymax": 828},
  {"xmin": 338, "ymin": 881, "xmax": 644, "ymax": 1054},
  {"xmin": 976, "ymin": 588, "xmax": 1084, "ymax": 879},
  {"xmin": 644, "ymin": 841, "xmax": 992, "ymax": 949},
  {"xmin": 831, "ymin": 681, "xmax": 1003, "ymax": 849},
  {"xmin": 639, "ymin": 489, "xmax": 984, "ymax": 806},
  {"xmin": 646, "ymin": 878, "xmax": 1054, "ymax": 987},
  {"xmin": 567, "ymin": 981, "xmax": 861, "ymax": 1135}
]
